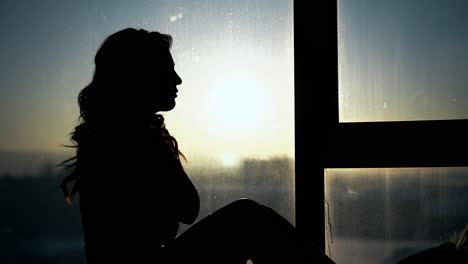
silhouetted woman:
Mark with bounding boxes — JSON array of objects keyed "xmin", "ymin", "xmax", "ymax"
[{"xmin": 61, "ymin": 28, "xmax": 334, "ymax": 264}]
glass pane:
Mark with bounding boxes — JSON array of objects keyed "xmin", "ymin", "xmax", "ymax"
[
  {"xmin": 325, "ymin": 168, "xmax": 468, "ymax": 264},
  {"xmin": 0, "ymin": 0, "xmax": 294, "ymax": 262},
  {"xmin": 339, "ymin": 0, "xmax": 468, "ymax": 122}
]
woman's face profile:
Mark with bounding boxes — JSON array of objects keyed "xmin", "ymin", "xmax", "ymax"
[
  {"xmin": 154, "ymin": 51, "xmax": 182, "ymax": 112},
  {"xmin": 139, "ymin": 49, "xmax": 183, "ymax": 114}
]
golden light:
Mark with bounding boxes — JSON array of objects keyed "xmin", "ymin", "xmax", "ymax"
[
  {"xmin": 206, "ymin": 72, "xmax": 271, "ymax": 135},
  {"xmin": 221, "ymin": 153, "xmax": 239, "ymax": 167}
]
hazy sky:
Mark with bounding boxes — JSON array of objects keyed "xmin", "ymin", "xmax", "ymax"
[
  {"xmin": 339, "ymin": 0, "xmax": 468, "ymax": 122},
  {"xmin": 0, "ymin": 0, "xmax": 294, "ymax": 166}
]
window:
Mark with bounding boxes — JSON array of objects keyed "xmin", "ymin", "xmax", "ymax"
[
  {"xmin": 0, "ymin": 0, "xmax": 294, "ymax": 261},
  {"xmin": 339, "ymin": 0, "xmax": 468, "ymax": 122},
  {"xmin": 4, "ymin": 1, "xmax": 467, "ymax": 263},
  {"xmin": 325, "ymin": 168, "xmax": 468, "ymax": 263},
  {"xmin": 295, "ymin": 1, "xmax": 468, "ymax": 263}
]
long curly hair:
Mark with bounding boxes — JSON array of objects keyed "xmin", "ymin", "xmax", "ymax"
[{"xmin": 60, "ymin": 28, "xmax": 185, "ymax": 204}]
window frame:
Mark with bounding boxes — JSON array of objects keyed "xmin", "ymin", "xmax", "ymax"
[{"xmin": 294, "ymin": 1, "xmax": 468, "ymax": 250}]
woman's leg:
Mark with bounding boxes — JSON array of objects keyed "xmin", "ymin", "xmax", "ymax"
[{"xmin": 163, "ymin": 198, "xmax": 333, "ymax": 264}]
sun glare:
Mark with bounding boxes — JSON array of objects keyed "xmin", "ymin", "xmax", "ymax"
[
  {"xmin": 206, "ymin": 72, "xmax": 271, "ymax": 135},
  {"xmin": 221, "ymin": 153, "xmax": 239, "ymax": 167}
]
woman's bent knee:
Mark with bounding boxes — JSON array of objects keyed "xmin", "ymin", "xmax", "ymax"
[
  {"xmin": 224, "ymin": 199, "xmax": 268, "ymax": 215},
  {"xmin": 220, "ymin": 199, "xmax": 277, "ymax": 222},
  {"xmin": 230, "ymin": 198, "xmax": 261, "ymax": 208}
]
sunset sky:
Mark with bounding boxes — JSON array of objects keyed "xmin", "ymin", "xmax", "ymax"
[{"xmin": 0, "ymin": 0, "xmax": 294, "ymax": 167}]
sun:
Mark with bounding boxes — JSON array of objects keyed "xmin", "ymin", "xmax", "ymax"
[
  {"xmin": 221, "ymin": 153, "xmax": 239, "ymax": 167},
  {"xmin": 206, "ymin": 72, "xmax": 271, "ymax": 135}
]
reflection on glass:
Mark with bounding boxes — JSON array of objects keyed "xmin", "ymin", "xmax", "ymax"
[
  {"xmin": 339, "ymin": 0, "xmax": 468, "ymax": 122},
  {"xmin": 325, "ymin": 168, "xmax": 468, "ymax": 264},
  {"xmin": 0, "ymin": 0, "xmax": 294, "ymax": 262}
]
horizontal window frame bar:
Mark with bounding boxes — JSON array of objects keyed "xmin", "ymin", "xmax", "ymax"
[{"xmin": 325, "ymin": 119, "xmax": 468, "ymax": 168}]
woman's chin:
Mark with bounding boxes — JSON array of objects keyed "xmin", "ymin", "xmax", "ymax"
[{"xmin": 157, "ymin": 99, "xmax": 176, "ymax": 112}]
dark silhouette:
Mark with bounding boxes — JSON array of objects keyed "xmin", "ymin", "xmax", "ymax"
[
  {"xmin": 397, "ymin": 224, "xmax": 468, "ymax": 264},
  {"xmin": 60, "ymin": 28, "xmax": 334, "ymax": 264}
]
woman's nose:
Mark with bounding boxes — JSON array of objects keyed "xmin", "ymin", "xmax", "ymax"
[{"xmin": 175, "ymin": 71, "xmax": 182, "ymax": 85}]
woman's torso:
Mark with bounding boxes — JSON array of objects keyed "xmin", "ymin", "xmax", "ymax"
[{"xmin": 78, "ymin": 129, "xmax": 183, "ymax": 262}]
